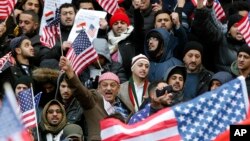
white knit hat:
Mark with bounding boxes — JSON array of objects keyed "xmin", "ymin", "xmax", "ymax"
[{"xmin": 131, "ymin": 54, "xmax": 149, "ymax": 70}]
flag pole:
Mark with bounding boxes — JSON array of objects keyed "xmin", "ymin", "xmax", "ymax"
[
  {"xmin": 30, "ymin": 83, "xmax": 41, "ymax": 141},
  {"xmin": 55, "ymin": 3, "xmax": 64, "ymax": 56}
]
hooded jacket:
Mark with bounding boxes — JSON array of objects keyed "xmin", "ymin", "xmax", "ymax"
[
  {"xmin": 39, "ymin": 100, "xmax": 67, "ymax": 140},
  {"xmin": 144, "ymin": 28, "xmax": 183, "ymax": 82},
  {"xmin": 163, "ymin": 65, "xmax": 186, "ymax": 105},
  {"xmin": 208, "ymin": 71, "xmax": 234, "ymax": 91}
]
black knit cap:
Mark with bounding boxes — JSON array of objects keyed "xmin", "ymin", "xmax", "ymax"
[
  {"xmin": 227, "ymin": 14, "xmax": 243, "ymax": 31},
  {"xmin": 14, "ymin": 76, "xmax": 32, "ymax": 89},
  {"xmin": 10, "ymin": 35, "xmax": 29, "ymax": 50},
  {"xmin": 167, "ymin": 66, "xmax": 187, "ymax": 82},
  {"xmin": 238, "ymin": 44, "xmax": 250, "ymax": 55},
  {"xmin": 183, "ymin": 41, "xmax": 203, "ymax": 58}
]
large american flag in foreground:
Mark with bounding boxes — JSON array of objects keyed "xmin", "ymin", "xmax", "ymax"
[
  {"xmin": 18, "ymin": 88, "xmax": 37, "ymax": 129},
  {"xmin": 40, "ymin": 8, "xmax": 60, "ymax": 48},
  {"xmin": 101, "ymin": 76, "xmax": 249, "ymax": 141},
  {"xmin": 96, "ymin": 0, "xmax": 119, "ymax": 15},
  {"xmin": 66, "ymin": 30, "xmax": 98, "ymax": 75},
  {"xmin": 0, "ymin": 0, "xmax": 16, "ymax": 20},
  {"xmin": 237, "ymin": 13, "xmax": 250, "ymax": 47},
  {"xmin": 0, "ymin": 94, "xmax": 32, "ymax": 140}
]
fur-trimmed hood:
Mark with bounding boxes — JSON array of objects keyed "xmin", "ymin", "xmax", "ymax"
[{"xmin": 32, "ymin": 68, "xmax": 60, "ymax": 84}]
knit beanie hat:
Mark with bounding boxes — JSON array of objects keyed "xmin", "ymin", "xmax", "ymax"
[
  {"xmin": 98, "ymin": 72, "xmax": 120, "ymax": 84},
  {"xmin": 167, "ymin": 66, "xmax": 186, "ymax": 82},
  {"xmin": 183, "ymin": 41, "xmax": 203, "ymax": 58},
  {"xmin": 10, "ymin": 35, "xmax": 29, "ymax": 50},
  {"xmin": 131, "ymin": 54, "xmax": 149, "ymax": 70},
  {"xmin": 227, "ymin": 14, "xmax": 243, "ymax": 31},
  {"xmin": 62, "ymin": 124, "xmax": 83, "ymax": 139},
  {"xmin": 14, "ymin": 76, "xmax": 32, "ymax": 89},
  {"xmin": 238, "ymin": 44, "xmax": 250, "ymax": 55},
  {"xmin": 109, "ymin": 8, "xmax": 130, "ymax": 27}
]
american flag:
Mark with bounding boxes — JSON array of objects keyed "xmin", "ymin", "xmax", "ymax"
[
  {"xmin": 237, "ymin": 13, "xmax": 250, "ymax": 47},
  {"xmin": 101, "ymin": 76, "xmax": 249, "ymax": 141},
  {"xmin": 66, "ymin": 30, "xmax": 98, "ymax": 75},
  {"xmin": 17, "ymin": 88, "xmax": 37, "ymax": 129},
  {"xmin": 96, "ymin": 0, "xmax": 119, "ymax": 15},
  {"xmin": 0, "ymin": 96, "xmax": 32, "ymax": 141},
  {"xmin": 34, "ymin": 91, "xmax": 42, "ymax": 108},
  {"xmin": 191, "ymin": 0, "xmax": 225, "ymax": 21},
  {"xmin": 213, "ymin": 0, "xmax": 226, "ymax": 21},
  {"xmin": 87, "ymin": 24, "xmax": 97, "ymax": 38},
  {"xmin": 40, "ymin": 8, "xmax": 60, "ymax": 48},
  {"xmin": 0, "ymin": 52, "xmax": 14, "ymax": 72},
  {"xmin": 0, "ymin": 0, "xmax": 16, "ymax": 20}
]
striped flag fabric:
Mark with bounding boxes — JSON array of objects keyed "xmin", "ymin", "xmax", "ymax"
[
  {"xmin": 0, "ymin": 52, "xmax": 14, "ymax": 72},
  {"xmin": 213, "ymin": 0, "xmax": 226, "ymax": 21},
  {"xmin": 0, "ymin": 0, "xmax": 16, "ymax": 20},
  {"xmin": 101, "ymin": 76, "xmax": 249, "ymax": 141},
  {"xmin": 17, "ymin": 88, "xmax": 37, "ymax": 129},
  {"xmin": 87, "ymin": 24, "xmax": 97, "ymax": 38},
  {"xmin": 0, "ymin": 94, "xmax": 32, "ymax": 140},
  {"xmin": 40, "ymin": 8, "xmax": 60, "ymax": 48},
  {"xmin": 191, "ymin": 0, "xmax": 225, "ymax": 21},
  {"xmin": 236, "ymin": 13, "xmax": 250, "ymax": 47},
  {"xmin": 66, "ymin": 30, "xmax": 98, "ymax": 75},
  {"xmin": 96, "ymin": 0, "xmax": 119, "ymax": 15}
]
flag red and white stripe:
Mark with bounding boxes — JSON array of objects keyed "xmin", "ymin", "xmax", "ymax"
[
  {"xmin": 66, "ymin": 30, "xmax": 98, "ymax": 75},
  {"xmin": 191, "ymin": 0, "xmax": 225, "ymax": 21},
  {"xmin": 0, "ymin": 52, "xmax": 15, "ymax": 71},
  {"xmin": 101, "ymin": 76, "xmax": 249, "ymax": 141},
  {"xmin": 101, "ymin": 108, "xmax": 181, "ymax": 141},
  {"xmin": 40, "ymin": 25, "xmax": 59, "ymax": 48},
  {"xmin": 96, "ymin": 0, "xmax": 119, "ymax": 15},
  {"xmin": 0, "ymin": 0, "xmax": 16, "ymax": 20},
  {"xmin": 236, "ymin": 14, "xmax": 250, "ymax": 47},
  {"xmin": 213, "ymin": 0, "xmax": 226, "ymax": 21}
]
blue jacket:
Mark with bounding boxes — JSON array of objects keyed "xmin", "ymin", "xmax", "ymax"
[{"xmin": 144, "ymin": 28, "xmax": 182, "ymax": 82}]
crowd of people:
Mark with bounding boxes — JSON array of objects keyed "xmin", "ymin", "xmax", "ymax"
[{"xmin": 0, "ymin": 0, "xmax": 250, "ymax": 140}]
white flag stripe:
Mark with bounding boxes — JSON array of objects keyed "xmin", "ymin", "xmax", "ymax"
[
  {"xmin": 122, "ymin": 126, "xmax": 179, "ymax": 141},
  {"xmin": 101, "ymin": 109, "xmax": 176, "ymax": 139}
]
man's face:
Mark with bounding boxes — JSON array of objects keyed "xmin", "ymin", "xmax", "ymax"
[
  {"xmin": 237, "ymin": 52, "xmax": 250, "ymax": 71},
  {"xmin": 98, "ymin": 80, "xmax": 120, "ymax": 104},
  {"xmin": 19, "ymin": 13, "xmax": 38, "ymax": 35},
  {"xmin": 167, "ymin": 74, "xmax": 184, "ymax": 92},
  {"xmin": 148, "ymin": 37, "xmax": 159, "ymax": 51},
  {"xmin": 151, "ymin": 82, "xmax": 174, "ymax": 107},
  {"xmin": 183, "ymin": 50, "xmax": 202, "ymax": 73},
  {"xmin": 22, "ymin": 0, "xmax": 40, "ymax": 14},
  {"xmin": 210, "ymin": 80, "xmax": 221, "ymax": 91},
  {"xmin": 140, "ymin": 0, "xmax": 150, "ymax": 11},
  {"xmin": 46, "ymin": 104, "xmax": 63, "ymax": 126},
  {"xmin": 132, "ymin": 60, "xmax": 149, "ymax": 79},
  {"xmin": 15, "ymin": 84, "xmax": 28, "ymax": 96},
  {"xmin": 80, "ymin": 2, "xmax": 94, "ymax": 10},
  {"xmin": 60, "ymin": 80, "xmax": 73, "ymax": 102},
  {"xmin": 16, "ymin": 39, "xmax": 35, "ymax": 58},
  {"xmin": 112, "ymin": 21, "xmax": 128, "ymax": 37},
  {"xmin": 42, "ymin": 83, "xmax": 55, "ymax": 94},
  {"xmin": 60, "ymin": 7, "xmax": 75, "ymax": 26},
  {"xmin": 228, "ymin": 24, "xmax": 244, "ymax": 41},
  {"xmin": 154, "ymin": 13, "xmax": 173, "ymax": 31}
]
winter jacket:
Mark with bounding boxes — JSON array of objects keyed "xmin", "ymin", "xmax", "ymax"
[
  {"xmin": 144, "ymin": 28, "xmax": 183, "ymax": 82},
  {"xmin": 191, "ymin": 7, "xmax": 245, "ymax": 72}
]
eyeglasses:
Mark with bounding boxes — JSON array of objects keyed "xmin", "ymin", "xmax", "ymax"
[
  {"xmin": 67, "ymin": 137, "xmax": 81, "ymax": 141},
  {"xmin": 47, "ymin": 109, "xmax": 62, "ymax": 114}
]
